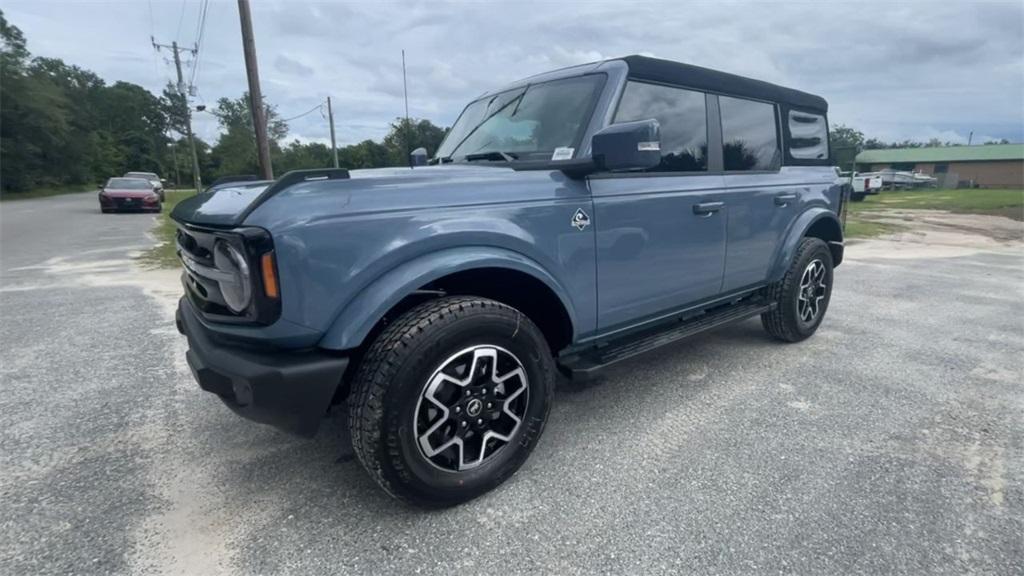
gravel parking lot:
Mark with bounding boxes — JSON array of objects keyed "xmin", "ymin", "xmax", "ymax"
[{"xmin": 1, "ymin": 192, "xmax": 1021, "ymax": 575}]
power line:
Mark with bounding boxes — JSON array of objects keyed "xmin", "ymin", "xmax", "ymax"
[
  {"xmin": 281, "ymin": 102, "xmax": 325, "ymax": 123},
  {"xmin": 189, "ymin": 0, "xmax": 210, "ymax": 90},
  {"xmin": 175, "ymin": 0, "xmax": 188, "ymax": 42}
]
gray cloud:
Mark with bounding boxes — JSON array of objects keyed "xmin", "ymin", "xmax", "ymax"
[
  {"xmin": 274, "ymin": 54, "xmax": 315, "ymax": 77},
  {"xmin": 4, "ymin": 0, "xmax": 1022, "ymax": 147}
]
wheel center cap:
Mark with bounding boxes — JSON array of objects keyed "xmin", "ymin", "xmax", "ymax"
[{"xmin": 466, "ymin": 398, "xmax": 483, "ymax": 417}]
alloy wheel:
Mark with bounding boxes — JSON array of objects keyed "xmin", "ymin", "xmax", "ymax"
[
  {"xmin": 414, "ymin": 345, "xmax": 529, "ymax": 472},
  {"xmin": 797, "ymin": 258, "xmax": 828, "ymax": 324}
]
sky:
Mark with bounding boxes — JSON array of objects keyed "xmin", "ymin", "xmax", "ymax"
[{"xmin": 5, "ymin": 0, "xmax": 1023, "ymax": 148}]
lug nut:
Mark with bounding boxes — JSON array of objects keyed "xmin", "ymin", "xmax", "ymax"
[
  {"xmin": 455, "ymin": 406, "xmax": 461, "ymax": 413},
  {"xmin": 486, "ymin": 402, "xmax": 492, "ymax": 409},
  {"xmin": 476, "ymin": 418, "xmax": 483, "ymax": 425},
  {"xmin": 461, "ymin": 421, "xmax": 467, "ymax": 427}
]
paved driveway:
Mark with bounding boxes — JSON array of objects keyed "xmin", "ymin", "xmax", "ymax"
[{"xmin": 1, "ymin": 192, "xmax": 1021, "ymax": 575}]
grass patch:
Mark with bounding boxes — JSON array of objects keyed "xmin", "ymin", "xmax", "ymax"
[
  {"xmin": 0, "ymin": 184, "xmax": 96, "ymax": 201},
  {"xmin": 137, "ymin": 189, "xmax": 196, "ymax": 269},
  {"xmin": 844, "ymin": 217, "xmax": 905, "ymax": 239},
  {"xmin": 848, "ymin": 188, "xmax": 1024, "ymax": 220}
]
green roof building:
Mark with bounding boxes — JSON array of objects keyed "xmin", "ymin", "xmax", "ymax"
[{"xmin": 855, "ymin": 144, "xmax": 1023, "ymax": 188}]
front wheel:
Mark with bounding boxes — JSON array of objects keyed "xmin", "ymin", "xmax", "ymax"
[
  {"xmin": 348, "ymin": 296, "xmax": 555, "ymax": 507},
  {"xmin": 762, "ymin": 237, "xmax": 834, "ymax": 342}
]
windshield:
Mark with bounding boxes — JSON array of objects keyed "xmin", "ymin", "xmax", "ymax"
[
  {"xmin": 206, "ymin": 181, "xmax": 272, "ymax": 194},
  {"xmin": 125, "ymin": 172, "xmax": 159, "ymax": 181},
  {"xmin": 106, "ymin": 178, "xmax": 153, "ymax": 190},
  {"xmin": 435, "ymin": 74, "xmax": 605, "ymax": 162}
]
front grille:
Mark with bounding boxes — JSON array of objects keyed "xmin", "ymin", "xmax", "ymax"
[
  {"xmin": 175, "ymin": 223, "xmax": 280, "ymax": 325},
  {"xmin": 177, "ymin": 227, "xmax": 233, "ymax": 315}
]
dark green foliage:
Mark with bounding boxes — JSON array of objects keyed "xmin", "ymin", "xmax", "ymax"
[
  {"xmin": 0, "ymin": 10, "xmax": 450, "ymax": 195},
  {"xmin": 1, "ymin": 11, "xmax": 170, "ymax": 192},
  {"xmin": 382, "ymin": 118, "xmax": 448, "ymax": 165}
]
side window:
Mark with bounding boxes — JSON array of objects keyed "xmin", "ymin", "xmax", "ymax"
[
  {"xmin": 787, "ymin": 110, "xmax": 829, "ymax": 160},
  {"xmin": 614, "ymin": 81, "xmax": 707, "ymax": 172},
  {"xmin": 720, "ymin": 96, "xmax": 779, "ymax": 171}
]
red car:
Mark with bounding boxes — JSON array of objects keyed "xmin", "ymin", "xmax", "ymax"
[{"xmin": 99, "ymin": 177, "xmax": 162, "ymax": 213}]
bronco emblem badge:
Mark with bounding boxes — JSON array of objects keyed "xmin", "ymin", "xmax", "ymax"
[{"xmin": 572, "ymin": 208, "xmax": 591, "ymax": 231}]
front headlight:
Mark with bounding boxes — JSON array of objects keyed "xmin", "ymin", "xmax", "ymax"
[{"xmin": 213, "ymin": 240, "xmax": 252, "ymax": 313}]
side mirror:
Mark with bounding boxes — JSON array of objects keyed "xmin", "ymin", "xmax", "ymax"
[
  {"xmin": 410, "ymin": 147, "xmax": 428, "ymax": 167},
  {"xmin": 591, "ymin": 119, "xmax": 661, "ymax": 172}
]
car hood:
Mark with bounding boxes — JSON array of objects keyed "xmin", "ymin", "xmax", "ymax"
[{"xmin": 171, "ymin": 164, "xmax": 568, "ymax": 228}]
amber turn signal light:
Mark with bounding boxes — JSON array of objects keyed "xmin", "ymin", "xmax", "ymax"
[{"xmin": 261, "ymin": 252, "xmax": 279, "ymax": 299}]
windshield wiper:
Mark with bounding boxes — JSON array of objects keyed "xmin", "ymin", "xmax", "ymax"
[
  {"xmin": 464, "ymin": 151, "xmax": 518, "ymax": 162},
  {"xmin": 445, "ymin": 89, "xmax": 527, "ymax": 159}
]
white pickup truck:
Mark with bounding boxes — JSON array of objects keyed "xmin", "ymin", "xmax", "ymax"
[{"xmin": 839, "ymin": 171, "xmax": 883, "ymax": 201}]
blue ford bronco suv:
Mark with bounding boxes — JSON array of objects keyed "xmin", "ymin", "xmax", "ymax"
[{"xmin": 174, "ymin": 55, "xmax": 845, "ymax": 507}]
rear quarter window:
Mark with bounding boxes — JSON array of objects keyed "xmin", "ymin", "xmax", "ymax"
[{"xmin": 787, "ymin": 110, "xmax": 829, "ymax": 160}]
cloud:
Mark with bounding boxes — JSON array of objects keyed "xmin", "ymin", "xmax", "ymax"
[
  {"xmin": 274, "ymin": 54, "xmax": 314, "ymax": 77},
  {"xmin": 3, "ymin": 0, "xmax": 1022, "ymax": 146}
]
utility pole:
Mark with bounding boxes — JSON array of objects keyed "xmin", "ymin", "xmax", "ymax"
[
  {"xmin": 153, "ymin": 39, "xmax": 202, "ymax": 192},
  {"xmin": 153, "ymin": 39, "xmax": 202, "ymax": 193},
  {"xmin": 327, "ymin": 96, "xmax": 339, "ymax": 168},
  {"xmin": 237, "ymin": 0, "xmax": 273, "ymax": 180}
]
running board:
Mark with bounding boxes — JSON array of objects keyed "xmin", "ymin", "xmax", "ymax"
[{"xmin": 559, "ymin": 299, "xmax": 773, "ymax": 380}]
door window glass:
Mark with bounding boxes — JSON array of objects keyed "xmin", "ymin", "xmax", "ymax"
[
  {"xmin": 614, "ymin": 81, "xmax": 707, "ymax": 172},
  {"xmin": 720, "ymin": 96, "xmax": 779, "ymax": 171}
]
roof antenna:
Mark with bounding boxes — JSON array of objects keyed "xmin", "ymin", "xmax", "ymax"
[{"xmin": 402, "ymin": 49, "xmax": 412, "ymax": 168}]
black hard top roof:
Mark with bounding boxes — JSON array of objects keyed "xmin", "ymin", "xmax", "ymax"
[{"xmin": 620, "ymin": 55, "xmax": 827, "ymax": 113}]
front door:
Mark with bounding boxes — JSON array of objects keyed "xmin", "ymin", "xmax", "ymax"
[
  {"xmin": 589, "ymin": 80, "xmax": 729, "ymax": 333},
  {"xmin": 590, "ymin": 174, "xmax": 727, "ymax": 331}
]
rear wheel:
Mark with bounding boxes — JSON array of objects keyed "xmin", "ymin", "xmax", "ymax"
[
  {"xmin": 762, "ymin": 237, "xmax": 834, "ymax": 342},
  {"xmin": 348, "ymin": 296, "xmax": 555, "ymax": 507}
]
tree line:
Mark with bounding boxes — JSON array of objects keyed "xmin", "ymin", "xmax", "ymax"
[
  {"xmin": 0, "ymin": 10, "xmax": 446, "ymax": 194},
  {"xmin": 829, "ymin": 124, "xmax": 1011, "ymax": 170}
]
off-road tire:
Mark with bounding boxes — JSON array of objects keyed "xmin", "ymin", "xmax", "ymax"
[
  {"xmin": 348, "ymin": 296, "xmax": 556, "ymax": 508},
  {"xmin": 762, "ymin": 237, "xmax": 834, "ymax": 342}
]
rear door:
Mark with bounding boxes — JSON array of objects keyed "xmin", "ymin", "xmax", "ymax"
[
  {"xmin": 716, "ymin": 95, "xmax": 802, "ymax": 292},
  {"xmin": 590, "ymin": 81, "xmax": 726, "ymax": 332}
]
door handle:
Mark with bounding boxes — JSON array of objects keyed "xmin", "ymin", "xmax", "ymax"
[
  {"xmin": 774, "ymin": 193, "xmax": 798, "ymax": 206},
  {"xmin": 692, "ymin": 201, "xmax": 724, "ymax": 216}
]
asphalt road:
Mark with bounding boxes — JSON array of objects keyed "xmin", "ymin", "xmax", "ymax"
[{"xmin": 1, "ymin": 192, "xmax": 1021, "ymax": 575}]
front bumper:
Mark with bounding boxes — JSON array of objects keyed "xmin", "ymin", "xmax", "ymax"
[{"xmin": 176, "ymin": 297, "xmax": 348, "ymax": 437}]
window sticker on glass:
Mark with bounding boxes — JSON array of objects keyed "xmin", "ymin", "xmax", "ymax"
[{"xmin": 551, "ymin": 147, "xmax": 575, "ymax": 161}]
